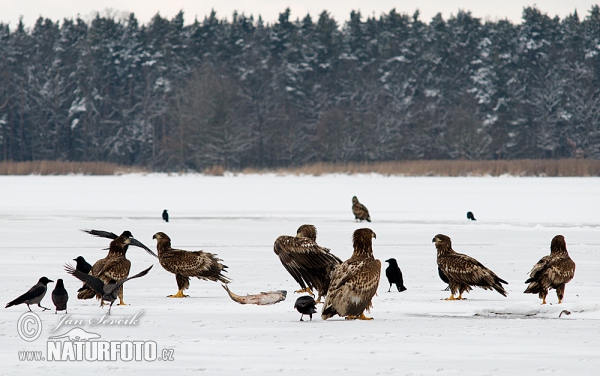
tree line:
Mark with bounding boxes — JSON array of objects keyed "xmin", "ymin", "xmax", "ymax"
[{"xmin": 0, "ymin": 6, "xmax": 599, "ymax": 171}]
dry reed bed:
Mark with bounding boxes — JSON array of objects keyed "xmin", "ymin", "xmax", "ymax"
[{"xmin": 1, "ymin": 159, "xmax": 600, "ymax": 176}]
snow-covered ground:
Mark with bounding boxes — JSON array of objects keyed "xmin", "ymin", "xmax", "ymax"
[{"xmin": 1, "ymin": 174, "xmax": 599, "ymax": 375}]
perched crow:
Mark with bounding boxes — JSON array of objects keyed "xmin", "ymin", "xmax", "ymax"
[
  {"xmin": 51, "ymin": 279, "xmax": 69, "ymax": 314},
  {"xmin": 65, "ymin": 264, "xmax": 153, "ymax": 314},
  {"xmin": 162, "ymin": 210, "xmax": 169, "ymax": 223},
  {"xmin": 352, "ymin": 196, "xmax": 371, "ymax": 222},
  {"xmin": 467, "ymin": 211, "xmax": 476, "ymax": 221},
  {"xmin": 73, "ymin": 256, "xmax": 92, "ymax": 274},
  {"xmin": 385, "ymin": 258, "xmax": 407, "ymax": 292},
  {"xmin": 5, "ymin": 277, "xmax": 54, "ymax": 311},
  {"xmin": 294, "ymin": 296, "xmax": 317, "ymax": 321}
]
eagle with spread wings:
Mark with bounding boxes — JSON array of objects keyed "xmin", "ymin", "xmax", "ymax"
[
  {"xmin": 274, "ymin": 224, "xmax": 342, "ymax": 303},
  {"xmin": 152, "ymin": 232, "xmax": 231, "ymax": 298},
  {"xmin": 352, "ymin": 196, "xmax": 371, "ymax": 222},
  {"xmin": 524, "ymin": 235, "xmax": 576, "ymax": 304},
  {"xmin": 322, "ymin": 228, "xmax": 381, "ymax": 320},
  {"xmin": 77, "ymin": 230, "xmax": 155, "ymax": 305},
  {"xmin": 432, "ymin": 234, "xmax": 508, "ymax": 300}
]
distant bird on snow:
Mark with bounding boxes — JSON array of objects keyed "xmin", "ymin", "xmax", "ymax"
[
  {"xmin": 5, "ymin": 277, "xmax": 54, "ymax": 311},
  {"xmin": 385, "ymin": 258, "xmax": 407, "ymax": 292},
  {"xmin": 467, "ymin": 211, "xmax": 476, "ymax": 221},
  {"xmin": 162, "ymin": 210, "xmax": 169, "ymax": 223},
  {"xmin": 352, "ymin": 196, "xmax": 371, "ymax": 222},
  {"xmin": 294, "ymin": 296, "xmax": 317, "ymax": 321},
  {"xmin": 52, "ymin": 279, "xmax": 69, "ymax": 314}
]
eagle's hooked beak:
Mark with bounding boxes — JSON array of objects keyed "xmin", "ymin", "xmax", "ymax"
[{"xmin": 432, "ymin": 237, "xmax": 438, "ymax": 243}]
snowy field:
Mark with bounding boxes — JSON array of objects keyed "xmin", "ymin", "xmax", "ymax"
[{"xmin": 1, "ymin": 174, "xmax": 599, "ymax": 375}]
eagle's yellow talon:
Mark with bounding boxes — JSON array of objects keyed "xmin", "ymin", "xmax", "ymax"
[
  {"xmin": 294, "ymin": 287, "xmax": 314, "ymax": 296},
  {"xmin": 167, "ymin": 290, "xmax": 189, "ymax": 298}
]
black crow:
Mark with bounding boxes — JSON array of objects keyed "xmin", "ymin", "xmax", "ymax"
[
  {"xmin": 467, "ymin": 211, "xmax": 476, "ymax": 221},
  {"xmin": 438, "ymin": 267, "xmax": 451, "ymax": 291},
  {"xmin": 385, "ymin": 258, "xmax": 407, "ymax": 292},
  {"xmin": 52, "ymin": 279, "xmax": 69, "ymax": 314},
  {"xmin": 5, "ymin": 277, "xmax": 54, "ymax": 311},
  {"xmin": 73, "ymin": 256, "xmax": 92, "ymax": 274},
  {"xmin": 294, "ymin": 296, "xmax": 317, "ymax": 321},
  {"xmin": 162, "ymin": 210, "xmax": 169, "ymax": 222},
  {"xmin": 65, "ymin": 264, "xmax": 153, "ymax": 314}
]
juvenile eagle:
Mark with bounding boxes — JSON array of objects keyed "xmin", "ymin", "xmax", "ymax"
[
  {"xmin": 78, "ymin": 232, "xmax": 152, "ymax": 305},
  {"xmin": 352, "ymin": 196, "xmax": 371, "ymax": 222},
  {"xmin": 524, "ymin": 235, "xmax": 576, "ymax": 304},
  {"xmin": 322, "ymin": 228, "xmax": 381, "ymax": 320},
  {"xmin": 152, "ymin": 232, "xmax": 231, "ymax": 298},
  {"xmin": 432, "ymin": 234, "xmax": 508, "ymax": 300},
  {"xmin": 274, "ymin": 224, "xmax": 342, "ymax": 303}
]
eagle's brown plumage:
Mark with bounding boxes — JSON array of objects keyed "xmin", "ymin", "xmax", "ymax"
[
  {"xmin": 77, "ymin": 235, "xmax": 133, "ymax": 305},
  {"xmin": 152, "ymin": 232, "xmax": 230, "ymax": 298},
  {"xmin": 432, "ymin": 234, "xmax": 508, "ymax": 300},
  {"xmin": 524, "ymin": 235, "xmax": 576, "ymax": 304},
  {"xmin": 352, "ymin": 196, "xmax": 371, "ymax": 222},
  {"xmin": 322, "ymin": 228, "xmax": 381, "ymax": 320},
  {"xmin": 274, "ymin": 225, "xmax": 342, "ymax": 302}
]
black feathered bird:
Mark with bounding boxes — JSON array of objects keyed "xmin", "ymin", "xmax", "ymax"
[
  {"xmin": 294, "ymin": 296, "xmax": 317, "ymax": 321},
  {"xmin": 51, "ymin": 279, "xmax": 69, "ymax": 314},
  {"xmin": 65, "ymin": 264, "xmax": 153, "ymax": 314},
  {"xmin": 73, "ymin": 256, "xmax": 92, "ymax": 274},
  {"xmin": 467, "ymin": 211, "xmax": 476, "ymax": 221},
  {"xmin": 385, "ymin": 258, "xmax": 407, "ymax": 292},
  {"xmin": 5, "ymin": 277, "xmax": 54, "ymax": 311},
  {"xmin": 162, "ymin": 210, "xmax": 169, "ymax": 222}
]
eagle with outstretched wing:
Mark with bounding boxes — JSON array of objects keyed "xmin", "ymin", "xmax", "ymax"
[
  {"xmin": 524, "ymin": 235, "xmax": 576, "ymax": 304},
  {"xmin": 77, "ymin": 231, "xmax": 153, "ymax": 305},
  {"xmin": 152, "ymin": 232, "xmax": 231, "ymax": 298},
  {"xmin": 432, "ymin": 234, "xmax": 508, "ymax": 300},
  {"xmin": 274, "ymin": 224, "xmax": 342, "ymax": 303},
  {"xmin": 322, "ymin": 228, "xmax": 381, "ymax": 320},
  {"xmin": 352, "ymin": 196, "xmax": 371, "ymax": 222}
]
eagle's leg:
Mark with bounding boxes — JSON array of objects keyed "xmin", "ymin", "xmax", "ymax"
[
  {"xmin": 294, "ymin": 287, "xmax": 314, "ymax": 297},
  {"xmin": 456, "ymin": 292, "xmax": 466, "ymax": 300},
  {"xmin": 540, "ymin": 290, "xmax": 548, "ymax": 305},
  {"xmin": 117, "ymin": 286, "xmax": 127, "ymax": 305},
  {"xmin": 167, "ymin": 289, "xmax": 189, "ymax": 298},
  {"xmin": 556, "ymin": 285, "xmax": 566, "ymax": 304},
  {"xmin": 345, "ymin": 312, "xmax": 373, "ymax": 320},
  {"xmin": 315, "ymin": 294, "xmax": 323, "ymax": 304},
  {"xmin": 445, "ymin": 293, "xmax": 457, "ymax": 300}
]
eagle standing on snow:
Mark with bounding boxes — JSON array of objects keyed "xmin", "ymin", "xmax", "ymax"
[
  {"xmin": 352, "ymin": 196, "xmax": 371, "ymax": 222},
  {"xmin": 78, "ymin": 230, "xmax": 155, "ymax": 305},
  {"xmin": 152, "ymin": 232, "xmax": 231, "ymax": 298},
  {"xmin": 524, "ymin": 235, "xmax": 576, "ymax": 304},
  {"xmin": 432, "ymin": 234, "xmax": 508, "ymax": 300},
  {"xmin": 322, "ymin": 228, "xmax": 381, "ymax": 320},
  {"xmin": 274, "ymin": 224, "xmax": 342, "ymax": 303}
]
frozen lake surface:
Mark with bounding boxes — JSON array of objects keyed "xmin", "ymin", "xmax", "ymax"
[{"xmin": 1, "ymin": 174, "xmax": 599, "ymax": 375}]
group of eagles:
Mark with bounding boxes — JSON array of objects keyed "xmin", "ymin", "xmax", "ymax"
[{"xmin": 6, "ymin": 196, "xmax": 576, "ymax": 322}]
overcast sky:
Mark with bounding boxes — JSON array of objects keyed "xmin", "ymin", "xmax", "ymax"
[{"xmin": 4, "ymin": 0, "xmax": 599, "ymax": 27}]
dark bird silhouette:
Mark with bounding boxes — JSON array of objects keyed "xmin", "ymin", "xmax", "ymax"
[
  {"xmin": 322, "ymin": 228, "xmax": 381, "ymax": 320},
  {"xmin": 82, "ymin": 229, "xmax": 156, "ymax": 257},
  {"xmin": 438, "ymin": 267, "xmax": 451, "ymax": 291},
  {"xmin": 73, "ymin": 256, "xmax": 92, "ymax": 274},
  {"xmin": 5, "ymin": 277, "xmax": 54, "ymax": 311},
  {"xmin": 294, "ymin": 296, "xmax": 317, "ymax": 321},
  {"xmin": 524, "ymin": 235, "xmax": 576, "ymax": 304},
  {"xmin": 352, "ymin": 196, "xmax": 371, "ymax": 222},
  {"xmin": 51, "ymin": 279, "xmax": 69, "ymax": 314},
  {"xmin": 385, "ymin": 258, "xmax": 407, "ymax": 292},
  {"xmin": 274, "ymin": 224, "xmax": 342, "ymax": 303},
  {"xmin": 162, "ymin": 210, "xmax": 169, "ymax": 222},
  {"xmin": 153, "ymin": 232, "xmax": 231, "ymax": 298},
  {"xmin": 433, "ymin": 234, "xmax": 508, "ymax": 300},
  {"xmin": 467, "ymin": 211, "xmax": 476, "ymax": 221},
  {"xmin": 78, "ymin": 231, "xmax": 155, "ymax": 305},
  {"xmin": 65, "ymin": 264, "xmax": 153, "ymax": 314}
]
